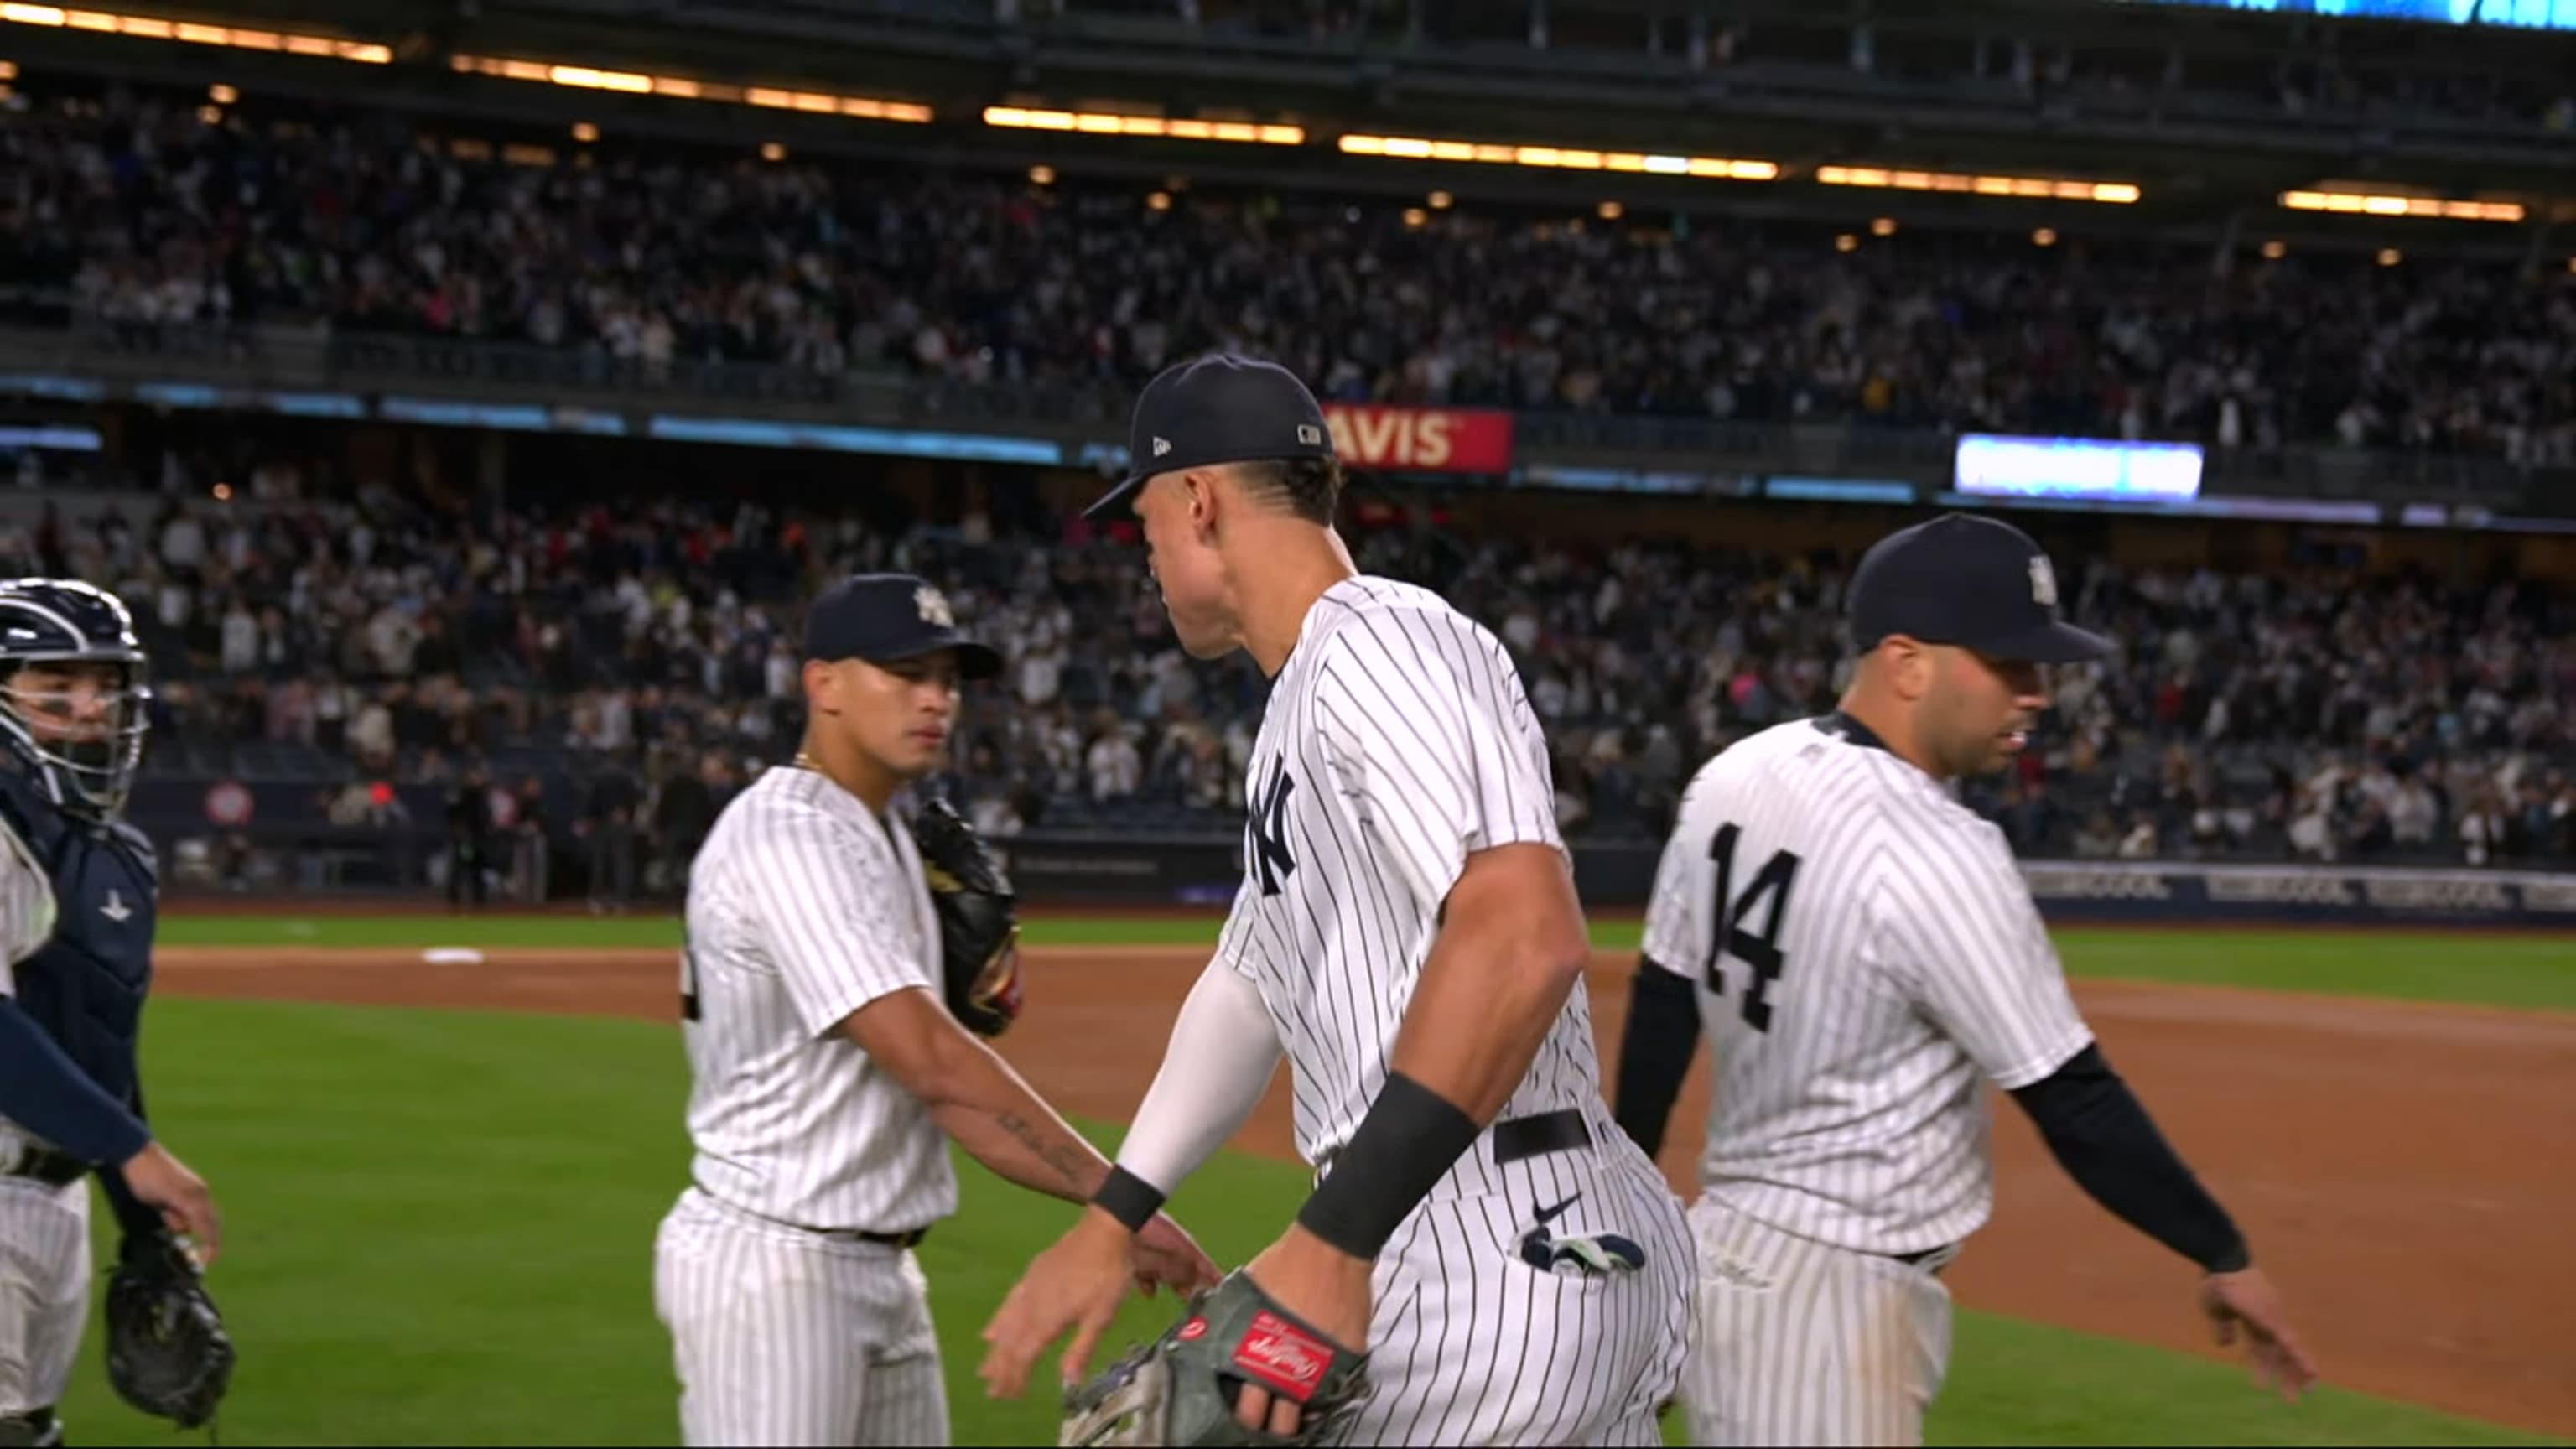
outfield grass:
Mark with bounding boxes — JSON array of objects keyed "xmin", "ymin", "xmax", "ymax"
[
  {"xmin": 158, "ymin": 911, "xmax": 2576, "ymax": 1014},
  {"xmin": 57, "ymin": 997, "xmax": 2566, "ymax": 1446}
]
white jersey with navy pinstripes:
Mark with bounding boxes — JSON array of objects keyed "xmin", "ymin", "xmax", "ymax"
[
  {"xmin": 1642, "ymin": 715, "xmax": 2093, "ymax": 1255},
  {"xmin": 676, "ymin": 763, "xmax": 952, "ymax": 1233},
  {"xmin": 1214, "ymin": 574, "xmax": 1600, "ymax": 1184}
]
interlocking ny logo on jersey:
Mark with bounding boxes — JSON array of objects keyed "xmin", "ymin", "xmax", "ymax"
[
  {"xmin": 1248, "ymin": 756, "xmax": 1297, "ymax": 896},
  {"xmin": 1233, "ymin": 1311, "xmax": 1331, "ymax": 1399}
]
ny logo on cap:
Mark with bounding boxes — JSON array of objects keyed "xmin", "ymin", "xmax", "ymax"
[
  {"xmin": 1151, "ymin": 436, "xmax": 1172, "ymax": 458},
  {"xmin": 2028, "ymin": 555, "xmax": 2059, "ymax": 609},
  {"xmin": 914, "ymin": 585, "xmax": 954, "ymax": 628}
]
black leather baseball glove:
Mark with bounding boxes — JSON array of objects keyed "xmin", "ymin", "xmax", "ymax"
[
  {"xmin": 1061, "ymin": 1270, "xmax": 1373, "ymax": 1447},
  {"xmin": 909, "ymin": 797, "xmax": 1024, "ymax": 1036},
  {"xmin": 104, "ymin": 1233, "xmax": 234, "ymax": 1431}
]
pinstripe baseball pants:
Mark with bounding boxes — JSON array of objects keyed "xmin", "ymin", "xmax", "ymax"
[
  {"xmin": 0, "ymin": 1176, "xmax": 88, "ymax": 1423},
  {"xmin": 653, "ymin": 1187, "xmax": 948, "ymax": 1447},
  {"xmin": 1680, "ymin": 1197, "xmax": 1955, "ymax": 1447},
  {"xmin": 1327, "ymin": 1129, "xmax": 1693, "ymax": 1447}
]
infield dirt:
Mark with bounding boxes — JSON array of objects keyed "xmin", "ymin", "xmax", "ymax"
[{"xmin": 155, "ymin": 941, "xmax": 2576, "ymax": 1438}]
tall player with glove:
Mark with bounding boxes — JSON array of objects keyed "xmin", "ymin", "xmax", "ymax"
[
  {"xmin": 979, "ymin": 356, "xmax": 1691, "ymax": 1446},
  {"xmin": 652, "ymin": 573, "xmax": 1220, "ymax": 1447}
]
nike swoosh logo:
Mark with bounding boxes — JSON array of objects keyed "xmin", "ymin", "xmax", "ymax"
[{"xmin": 1532, "ymin": 1192, "xmax": 1583, "ymax": 1227}]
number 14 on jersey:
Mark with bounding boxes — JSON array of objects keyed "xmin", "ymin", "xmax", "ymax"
[{"xmin": 1704, "ymin": 823, "xmax": 1802, "ymax": 1032}]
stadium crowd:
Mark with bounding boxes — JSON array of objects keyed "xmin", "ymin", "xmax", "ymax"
[
  {"xmin": 0, "ymin": 457, "xmax": 2566, "ymax": 897},
  {"xmin": 8, "ymin": 82, "xmax": 2576, "ymax": 465}
]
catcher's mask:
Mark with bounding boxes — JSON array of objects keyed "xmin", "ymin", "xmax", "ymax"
[{"xmin": 0, "ymin": 579, "xmax": 151, "ymax": 820}]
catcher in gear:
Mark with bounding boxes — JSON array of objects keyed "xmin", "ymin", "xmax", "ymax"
[{"xmin": 0, "ymin": 580, "xmax": 228, "ymax": 1446}]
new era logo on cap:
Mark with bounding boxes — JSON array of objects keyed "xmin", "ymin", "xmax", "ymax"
[{"xmin": 1152, "ymin": 436, "xmax": 1172, "ymax": 457}]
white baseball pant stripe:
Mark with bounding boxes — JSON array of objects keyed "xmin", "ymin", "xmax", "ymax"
[
  {"xmin": 0, "ymin": 1178, "xmax": 88, "ymax": 1420},
  {"xmin": 652, "ymin": 1188, "xmax": 947, "ymax": 1447},
  {"xmin": 1680, "ymin": 1197, "xmax": 1953, "ymax": 1447},
  {"xmin": 1330, "ymin": 1149, "xmax": 1692, "ymax": 1447}
]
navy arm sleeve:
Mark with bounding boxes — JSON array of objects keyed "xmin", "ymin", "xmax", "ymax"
[
  {"xmin": 0, "ymin": 996, "xmax": 152, "ymax": 1166},
  {"xmin": 94, "ymin": 1081, "xmax": 164, "ymax": 1240},
  {"xmin": 2008, "ymin": 1043, "xmax": 2250, "ymax": 1273},
  {"xmin": 1613, "ymin": 957, "xmax": 1701, "ymax": 1160}
]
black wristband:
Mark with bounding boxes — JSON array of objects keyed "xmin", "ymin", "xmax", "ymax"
[
  {"xmin": 1090, "ymin": 1164, "xmax": 1166, "ymax": 1233},
  {"xmin": 1296, "ymin": 1072, "xmax": 1483, "ymax": 1259}
]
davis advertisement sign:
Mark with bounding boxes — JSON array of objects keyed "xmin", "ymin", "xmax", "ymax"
[{"xmin": 1321, "ymin": 405, "xmax": 1514, "ymax": 474}]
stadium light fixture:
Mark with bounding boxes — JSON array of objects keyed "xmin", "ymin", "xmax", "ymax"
[
  {"xmin": 1028, "ymin": 164, "xmax": 1055, "ymax": 185},
  {"xmin": 0, "ymin": 60, "xmax": 15, "ymax": 78},
  {"xmin": 2032, "ymin": 226, "xmax": 2058, "ymax": 247},
  {"xmin": 1870, "ymin": 216, "xmax": 1897, "ymax": 236},
  {"xmin": 2280, "ymin": 189, "xmax": 2523, "ymax": 222},
  {"xmin": 1427, "ymin": 190, "xmax": 1452, "ymax": 210},
  {"xmin": 1834, "ymin": 233, "xmax": 1859, "ymax": 252},
  {"xmin": 1339, "ymin": 132, "xmax": 1779, "ymax": 182},
  {"xmin": 570, "ymin": 121, "xmax": 597, "ymax": 143},
  {"xmin": 758, "ymin": 142, "xmax": 785, "ymax": 162},
  {"xmin": 2377, "ymin": 247, "xmax": 2402, "ymax": 266},
  {"xmin": 451, "ymin": 52, "xmax": 930, "ymax": 123},
  {"xmin": 1817, "ymin": 164, "xmax": 2141, "ymax": 205},
  {"xmin": 0, "ymin": 5, "xmax": 390, "ymax": 62},
  {"xmin": 2261, "ymin": 240, "xmax": 2286, "ymax": 259},
  {"xmin": 206, "ymin": 81, "xmax": 234, "ymax": 102},
  {"xmin": 984, "ymin": 106, "xmax": 1303, "ymax": 145}
]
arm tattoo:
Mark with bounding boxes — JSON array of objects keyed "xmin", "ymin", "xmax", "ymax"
[{"xmin": 997, "ymin": 1109, "xmax": 1095, "ymax": 1192}]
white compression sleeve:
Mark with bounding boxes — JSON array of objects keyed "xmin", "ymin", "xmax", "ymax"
[{"xmin": 1114, "ymin": 958, "xmax": 1282, "ymax": 1195}]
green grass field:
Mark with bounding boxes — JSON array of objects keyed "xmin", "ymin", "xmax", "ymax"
[
  {"xmin": 52, "ymin": 915, "xmax": 2570, "ymax": 1446},
  {"xmin": 162, "ymin": 911, "xmax": 2576, "ymax": 1014}
]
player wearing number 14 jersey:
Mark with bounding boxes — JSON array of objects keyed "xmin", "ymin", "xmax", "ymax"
[{"xmin": 1612, "ymin": 513, "xmax": 2317, "ymax": 1446}]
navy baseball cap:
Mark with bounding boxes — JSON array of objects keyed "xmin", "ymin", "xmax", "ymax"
[
  {"xmin": 1083, "ymin": 353, "xmax": 1337, "ymax": 520},
  {"xmin": 1846, "ymin": 513, "xmax": 2110, "ymax": 664},
  {"xmin": 802, "ymin": 573, "xmax": 1002, "ymax": 679}
]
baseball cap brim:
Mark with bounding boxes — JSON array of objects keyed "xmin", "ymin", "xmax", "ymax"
[
  {"xmin": 869, "ymin": 636, "xmax": 1005, "ymax": 681},
  {"xmin": 1969, "ymin": 619, "xmax": 2113, "ymax": 665},
  {"xmin": 1083, "ymin": 473, "xmax": 1148, "ymax": 522}
]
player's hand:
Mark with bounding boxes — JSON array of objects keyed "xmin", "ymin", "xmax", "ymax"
[
  {"xmin": 118, "ymin": 1142, "xmax": 221, "ymax": 1268},
  {"xmin": 2200, "ymin": 1266, "xmax": 2318, "ymax": 1402},
  {"xmin": 978, "ymin": 1207, "xmax": 1136, "ymax": 1399},
  {"xmin": 1130, "ymin": 1212, "xmax": 1220, "ymax": 1298},
  {"xmin": 1232, "ymin": 1224, "xmax": 1373, "ymax": 1437}
]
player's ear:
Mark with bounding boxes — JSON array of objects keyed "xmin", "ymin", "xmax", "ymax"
[
  {"xmin": 802, "ymin": 658, "xmax": 841, "ymax": 712},
  {"xmin": 1880, "ymin": 636, "xmax": 1935, "ymax": 701}
]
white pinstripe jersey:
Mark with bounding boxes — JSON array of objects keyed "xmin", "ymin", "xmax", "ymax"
[
  {"xmin": 1641, "ymin": 716, "xmax": 2092, "ymax": 1254},
  {"xmin": 0, "ymin": 808, "xmax": 53, "ymax": 993},
  {"xmin": 0, "ymin": 810, "xmax": 62, "ymax": 1166},
  {"xmin": 677, "ymin": 765, "xmax": 953, "ymax": 1234},
  {"xmin": 1214, "ymin": 575, "xmax": 1601, "ymax": 1195}
]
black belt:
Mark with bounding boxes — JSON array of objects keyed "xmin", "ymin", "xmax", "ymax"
[
  {"xmin": 3, "ymin": 1148, "xmax": 86, "ymax": 1189},
  {"xmin": 829, "ymin": 1225, "xmax": 930, "ymax": 1249},
  {"xmin": 1492, "ymin": 1109, "xmax": 1592, "ymax": 1166},
  {"xmin": 692, "ymin": 1179, "xmax": 929, "ymax": 1249},
  {"xmin": 1888, "ymin": 1243, "xmax": 1958, "ymax": 1274}
]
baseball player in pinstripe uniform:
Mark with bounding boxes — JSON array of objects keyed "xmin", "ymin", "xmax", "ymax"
[
  {"xmin": 1613, "ymin": 513, "xmax": 2319, "ymax": 1446},
  {"xmin": 0, "ymin": 580, "xmax": 224, "ymax": 1447},
  {"xmin": 652, "ymin": 572, "xmax": 1218, "ymax": 1448},
  {"xmin": 979, "ymin": 354, "xmax": 1691, "ymax": 1445}
]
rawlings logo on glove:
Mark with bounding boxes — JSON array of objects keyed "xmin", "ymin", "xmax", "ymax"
[{"xmin": 1061, "ymin": 1271, "xmax": 1371, "ymax": 1448}]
